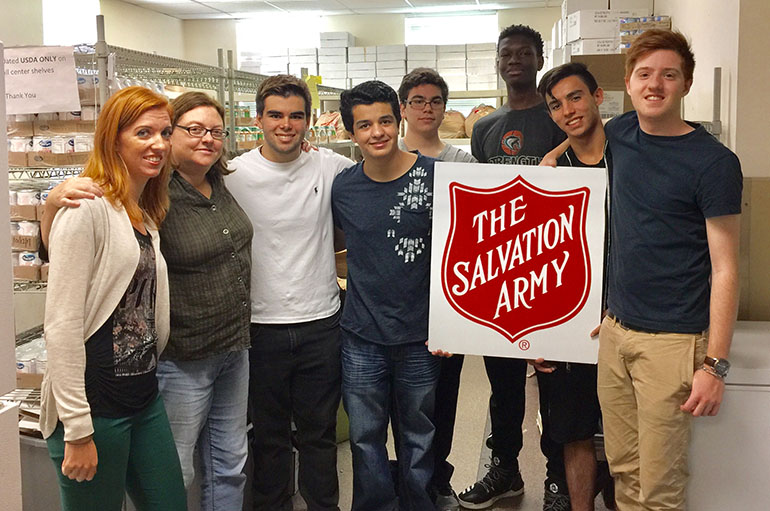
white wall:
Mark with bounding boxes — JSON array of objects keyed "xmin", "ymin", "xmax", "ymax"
[
  {"xmin": 183, "ymin": 19, "xmax": 237, "ymax": 66},
  {"xmin": 654, "ymin": 0, "xmax": 740, "ymax": 152},
  {"xmin": 321, "ymin": 13, "xmax": 406, "ymax": 46},
  {"xmin": 100, "ymin": 0, "xmax": 184, "ymax": 58},
  {"xmin": 0, "ymin": 0, "xmax": 44, "ymax": 46}
]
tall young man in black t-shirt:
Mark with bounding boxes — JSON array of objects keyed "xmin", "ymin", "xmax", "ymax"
[
  {"xmin": 459, "ymin": 24, "xmax": 568, "ymax": 511},
  {"xmin": 536, "ymin": 62, "xmax": 611, "ymax": 511}
]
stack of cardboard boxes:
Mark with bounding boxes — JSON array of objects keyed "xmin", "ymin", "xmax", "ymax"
[
  {"xmin": 375, "ymin": 45, "xmax": 407, "ymax": 91},
  {"xmin": 319, "ymin": 32, "xmax": 356, "ymax": 89},
  {"xmin": 466, "ymin": 43, "xmax": 499, "ymax": 91},
  {"xmin": 549, "ymin": 0, "xmax": 670, "ymax": 120}
]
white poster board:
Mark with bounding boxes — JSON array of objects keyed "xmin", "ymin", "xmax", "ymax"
[
  {"xmin": 428, "ymin": 162, "xmax": 607, "ymax": 364},
  {"xmin": 3, "ymin": 46, "xmax": 80, "ymax": 114}
]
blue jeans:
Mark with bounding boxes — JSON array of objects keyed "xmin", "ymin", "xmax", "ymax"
[
  {"xmin": 156, "ymin": 349, "xmax": 249, "ymax": 511},
  {"xmin": 342, "ymin": 333, "xmax": 440, "ymax": 511}
]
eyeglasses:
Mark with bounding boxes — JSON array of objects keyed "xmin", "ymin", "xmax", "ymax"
[
  {"xmin": 406, "ymin": 97, "xmax": 445, "ymax": 110},
  {"xmin": 176, "ymin": 125, "xmax": 229, "ymax": 140}
]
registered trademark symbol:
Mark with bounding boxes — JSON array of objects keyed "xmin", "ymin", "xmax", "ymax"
[{"xmin": 519, "ymin": 339, "xmax": 530, "ymax": 350}]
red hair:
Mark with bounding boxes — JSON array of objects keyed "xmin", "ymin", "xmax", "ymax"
[
  {"xmin": 82, "ymin": 86, "xmax": 173, "ymax": 227},
  {"xmin": 625, "ymin": 29, "xmax": 695, "ymax": 82}
]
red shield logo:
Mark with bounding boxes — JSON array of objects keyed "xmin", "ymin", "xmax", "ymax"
[{"xmin": 441, "ymin": 176, "xmax": 591, "ymax": 344}]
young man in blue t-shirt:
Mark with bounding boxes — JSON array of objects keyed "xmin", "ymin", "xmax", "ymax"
[
  {"xmin": 333, "ymin": 80, "xmax": 448, "ymax": 511},
  {"xmin": 597, "ymin": 30, "xmax": 742, "ymax": 510}
]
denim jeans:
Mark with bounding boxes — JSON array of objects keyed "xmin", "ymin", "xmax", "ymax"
[
  {"xmin": 156, "ymin": 349, "xmax": 249, "ymax": 511},
  {"xmin": 248, "ymin": 311, "xmax": 342, "ymax": 511},
  {"xmin": 342, "ymin": 333, "xmax": 440, "ymax": 511}
]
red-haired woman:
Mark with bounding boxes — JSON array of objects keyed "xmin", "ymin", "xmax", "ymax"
[{"xmin": 41, "ymin": 86, "xmax": 186, "ymax": 511}]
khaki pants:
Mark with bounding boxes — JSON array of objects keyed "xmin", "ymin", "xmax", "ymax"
[{"xmin": 597, "ymin": 316, "xmax": 708, "ymax": 511}]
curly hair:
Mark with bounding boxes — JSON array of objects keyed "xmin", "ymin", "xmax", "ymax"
[{"xmin": 498, "ymin": 24, "xmax": 544, "ymax": 58}]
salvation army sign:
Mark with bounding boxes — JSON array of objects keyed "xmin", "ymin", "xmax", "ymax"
[{"xmin": 429, "ymin": 162, "xmax": 606, "ymax": 364}]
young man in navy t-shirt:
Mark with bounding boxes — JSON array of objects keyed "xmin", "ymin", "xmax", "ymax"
[
  {"xmin": 598, "ymin": 30, "xmax": 742, "ymax": 510},
  {"xmin": 333, "ymin": 80, "xmax": 448, "ymax": 511}
]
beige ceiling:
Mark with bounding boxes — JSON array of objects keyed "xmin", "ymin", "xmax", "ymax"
[{"xmin": 121, "ymin": 0, "xmax": 562, "ymax": 19}]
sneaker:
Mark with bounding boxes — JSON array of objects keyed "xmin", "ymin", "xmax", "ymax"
[
  {"xmin": 434, "ymin": 488, "xmax": 460, "ymax": 511},
  {"xmin": 457, "ymin": 457, "xmax": 524, "ymax": 509},
  {"xmin": 542, "ymin": 480, "xmax": 571, "ymax": 511}
]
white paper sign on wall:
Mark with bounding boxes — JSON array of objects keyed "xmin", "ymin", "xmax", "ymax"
[
  {"xmin": 4, "ymin": 46, "xmax": 80, "ymax": 115},
  {"xmin": 428, "ymin": 162, "xmax": 607, "ymax": 364}
]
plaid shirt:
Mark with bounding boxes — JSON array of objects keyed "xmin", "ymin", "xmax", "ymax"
[{"xmin": 159, "ymin": 171, "xmax": 253, "ymax": 360}]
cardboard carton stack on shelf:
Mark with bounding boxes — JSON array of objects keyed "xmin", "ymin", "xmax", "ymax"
[
  {"xmin": 437, "ymin": 44, "xmax": 468, "ymax": 92},
  {"xmin": 618, "ymin": 14, "xmax": 672, "ymax": 52},
  {"xmin": 407, "ymin": 45, "xmax": 437, "ymax": 73},
  {"xmin": 320, "ymin": 32, "xmax": 356, "ymax": 89},
  {"xmin": 348, "ymin": 47, "xmax": 376, "ymax": 87},
  {"xmin": 261, "ymin": 47, "xmax": 290, "ymax": 76},
  {"xmin": 289, "ymin": 47, "xmax": 319, "ymax": 78},
  {"xmin": 466, "ymin": 43, "xmax": 499, "ymax": 91},
  {"xmin": 375, "ymin": 45, "xmax": 407, "ymax": 91},
  {"xmin": 9, "ymin": 182, "xmax": 48, "ymax": 282},
  {"xmin": 547, "ymin": 0, "xmax": 668, "ymax": 120},
  {"xmin": 7, "ymin": 117, "xmax": 94, "ymax": 169}
]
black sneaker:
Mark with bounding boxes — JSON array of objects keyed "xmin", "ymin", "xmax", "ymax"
[
  {"xmin": 542, "ymin": 480, "xmax": 571, "ymax": 511},
  {"xmin": 457, "ymin": 457, "xmax": 524, "ymax": 509}
]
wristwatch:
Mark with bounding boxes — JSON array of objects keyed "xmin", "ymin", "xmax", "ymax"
[{"xmin": 704, "ymin": 356, "xmax": 731, "ymax": 378}]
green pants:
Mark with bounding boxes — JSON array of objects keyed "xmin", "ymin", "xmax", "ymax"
[{"xmin": 47, "ymin": 395, "xmax": 187, "ymax": 511}]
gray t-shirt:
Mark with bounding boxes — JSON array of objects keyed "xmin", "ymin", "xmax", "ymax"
[
  {"xmin": 398, "ymin": 139, "xmax": 477, "ymax": 163},
  {"xmin": 470, "ymin": 103, "xmax": 565, "ymax": 165}
]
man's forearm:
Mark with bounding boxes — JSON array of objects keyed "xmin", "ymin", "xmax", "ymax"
[{"xmin": 706, "ymin": 267, "xmax": 739, "ymax": 360}]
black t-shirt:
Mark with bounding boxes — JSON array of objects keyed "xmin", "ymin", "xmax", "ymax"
[
  {"xmin": 604, "ymin": 111, "xmax": 742, "ymax": 332},
  {"xmin": 557, "ymin": 145, "xmax": 613, "ymax": 311},
  {"xmin": 85, "ymin": 228, "xmax": 159, "ymax": 418},
  {"xmin": 470, "ymin": 103, "xmax": 566, "ymax": 164}
]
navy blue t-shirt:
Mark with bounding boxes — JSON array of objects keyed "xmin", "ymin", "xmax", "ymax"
[
  {"xmin": 605, "ymin": 111, "xmax": 742, "ymax": 333},
  {"xmin": 332, "ymin": 154, "xmax": 435, "ymax": 345}
]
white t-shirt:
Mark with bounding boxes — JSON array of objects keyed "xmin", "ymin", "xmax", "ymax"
[{"xmin": 226, "ymin": 147, "xmax": 354, "ymax": 323}]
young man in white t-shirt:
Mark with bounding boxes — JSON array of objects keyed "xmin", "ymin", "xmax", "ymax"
[{"xmin": 226, "ymin": 75, "xmax": 353, "ymax": 511}]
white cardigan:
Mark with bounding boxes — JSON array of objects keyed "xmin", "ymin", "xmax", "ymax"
[{"xmin": 40, "ymin": 196, "xmax": 170, "ymax": 441}]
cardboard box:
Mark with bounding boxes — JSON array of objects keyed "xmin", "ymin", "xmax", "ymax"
[
  {"xmin": 321, "ymin": 32, "xmax": 356, "ymax": 45},
  {"xmin": 11, "ymin": 235, "xmax": 40, "ymax": 252},
  {"xmin": 16, "ymin": 372, "xmax": 43, "ymax": 389},
  {"xmin": 570, "ymin": 37, "xmax": 620, "ymax": 55},
  {"xmin": 437, "ymin": 60, "xmax": 466, "ymax": 71},
  {"xmin": 566, "ymin": 9, "xmax": 651, "ymax": 42},
  {"xmin": 407, "ymin": 45, "xmax": 437, "ymax": 57},
  {"xmin": 570, "ymin": 54, "xmax": 633, "ymax": 115},
  {"xmin": 318, "ymin": 47, "xmax": 347, "ymax": 57},
  {"xmin": 318, "ymin": 55, "xmax": 347, "ymax": 65},
  {"xmin": 376, "ymin": 45, "xmax": 407, "ymax": 60},
  {"xmin": 319, "ymin": 63, "xmax": 347, "ymax": 72},
  {"xmin": 376, "ymin": 61, "xmax": 406, "ymax": 72},
  {"xmin": 27, "ymin": 152, "xmax": 89, "ymax": 167},
  {"xmin": 467, "ymin": 49, "xmax": 497, "ymax": 60},
  {"xmin": 466, "ymin": 42, "xmax": 496, "ymax": 52},
  {"xmin": 437, "ymin": 51, "xmax": 467, "ymax": 61},
  {"xmin": 7, "ymin": 121, "xmax": 34, "ymax": 137},
  {"xmin": 289, "ymin": 55, "xmax": 317, "ymax": 65},
  {"xmin": 348, "ymin": 62, "xmax": 376, "ymax": 71},
  {"xmin": 407, "ymin": 60, "xmax": 437, "ymax": 72},
  {"xmin": 40, "ymin": 263, "xmax": 49, "ymax": 281},
  {"xmin": 321, "ymin": 71, "xmax": 348, "ymax": 80},
  {"xmin": 562, "ymin": 0, "xmax": 608, "ymax": 18},
  {"xmin": 8, "ymin": 152, "xmax": 27, "ymax": 167},
  {"xmin": 36, "ymin": 204, "xmax": 46, "ymax": 220},
  {"xmin": 33, "ymin": 120, "xmax": 95, "ymax": 135},
  {"xmin": 13, "ymin": 265, "xmax": 41, "ymax": 281},
  {"xmin": 466, "ymin": 58, "xmax": 497, "ymax": 71},
  {"xmin": 10, "ymin": 205, "xmax": 38, "ymax": 221},
  {"xmin": 348, "ymin": 53, "xmax": 366, "ymax": 63},
  {"xmin": 610, "ymin": 0, "xmax": 653, "ymax": 11},
  {"xmin": 437, "ymin": 44, "xmax": 466, "ymax": 54}
]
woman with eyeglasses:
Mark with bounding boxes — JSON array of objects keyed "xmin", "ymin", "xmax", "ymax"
[{"xmin": 42, "ymin": 91, "xmax": 253, "ymax": 510}]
